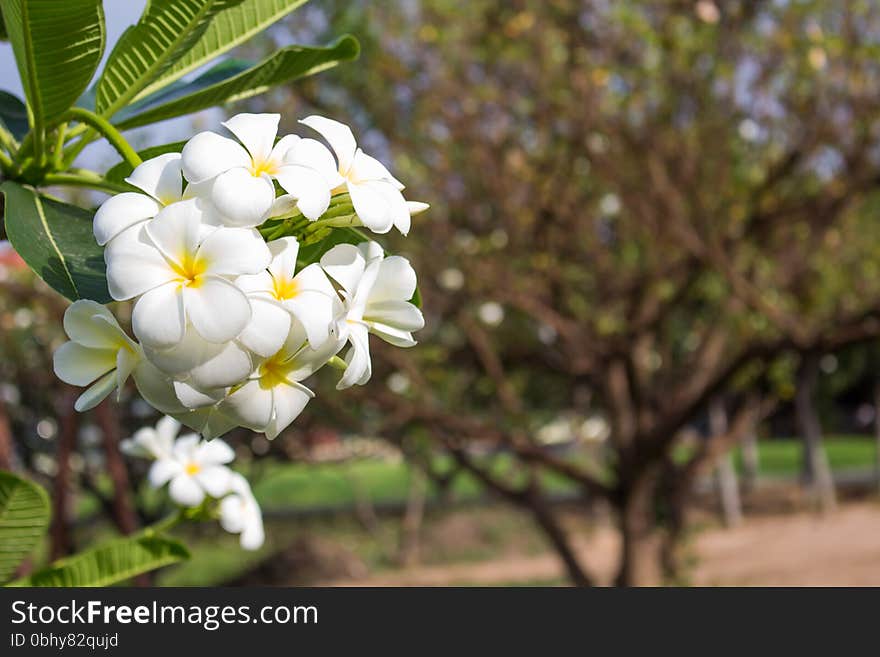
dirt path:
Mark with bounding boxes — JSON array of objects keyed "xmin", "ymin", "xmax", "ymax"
[{"xmin": 321, "ymin": 502, "xmax": 880, "ymax": 586}]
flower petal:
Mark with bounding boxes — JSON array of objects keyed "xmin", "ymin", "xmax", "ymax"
[
  {"xmin": 169, "ymin": 474, "xmax": 205, "ymax": 507},
  {"xmin": 74, "ymin": 370, "xmax": 118, "ymax": 412},
  {"xmin": 125, "ymin": 153, "xmax": 183, "ymax": 203},
  {"xmin": 350, "ymin": 149, "xmax": 400, "ymax": 185},
  {"xmin": 320, "ymin": 243, "xmax": 366, "ymax": 296},
  {"xmin": 148, "ymin": 458, "xmax": 181, "ymax": 488},
  {"xmin": 225, "ymin": 380, "xmax": 273, "ymax": 431},
  {"xmin": 187, "ymin": 341, "xmax": 254, "ymax": 390},
  {"xmin": 197, "ymin": 226, "xmax": 271, "ymax": 276},
  {"xmin": 265, "ymin": 381, "xmax": 313, "ymax": 439},
  {"xmin": 366, "ymin": 299, "xmax": 425, "ymax": 333},
  {"xmin": 222, "ymin": 113, "xmax": 279, "ymax": 164},
  {"xmin": 238, "ymin": 297, "xmax": 291, "ymax": 358},
  {"xmin": 266, "ymin": 237, "xmax": 299, "ymax": 281},
  {"xmin": 196, "ymin": 465, "xmax": 233, "ymax": 497},
  {"xmin": 132, "ymin": 282, "xmax": 186, "ymax": 349},
  {"xmin": 300, "ymin": 115, "xmax": 357, "ymax": 174},
  {"xmin": 347, "ymin": 180, "xmax": 395, "ymax": 233},
  {"xmin": 274, "ymin": 164, "xmax": 332, "ymax": 220},
  {"xmin": 198, "ymin": 438, "xmax": 235, "ymax": 465},
  {"xmin": 173, "ymin": 381, "xmax": 224, "ymax": 409},
  {"xmin": 144, "ymin": 199, "xmax": 203, "ymax": 266},
  {"xmin": 53, "ymin": 342, "xmax": 117, "ymax": 386},
  {"xmin": 62, "ymin": 300, "xmax": 127, "ymax": 349},
  {"xmin": 210, "ymin": 168, "xmax": 275, "ymax": 227},
  {"xmin": 181, "ymin": 131, "xmax": 250, "ymax": 183},
  {"xmin": 370, "ymin": 255, "xmax": 418, "ymax": 303},
  {"xmin": 133, "ymin": 360, "xmax": 189, "ymax": 415},
  {"xmin": 105, "ymin": 227, "xmax": 175, "ymax": 300},
  {"xmin": 184, "ymin": 276, "xmax": 251, "ymax": 344},
  {"xmin": 337, "ymin": 323, "xmax": 372, "ymax": 389},
  {"xmin": 93, "ymin": 192, "xmax": 160, "ymax": 246}
]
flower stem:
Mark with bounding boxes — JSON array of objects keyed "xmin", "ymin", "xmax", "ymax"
[{"xmin": 60, "ymin": 108, "xmax": 141, "ymax": 170}]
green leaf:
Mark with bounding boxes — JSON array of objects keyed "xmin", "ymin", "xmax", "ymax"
[
  {"xmin": 114, "ymin": 37, "xmax": 360, "ymax": 131},
  {"xmin": 1, "ymin": 181, "xmax": 110, "ymax": 303},
  {"xmin": 0, "ymin": 471, "xmax": 50, "ymax": 584},
  {"xmin": 104, "ymin": 140, "xmax": 187, "ymax": 185},
  {"xmin": 135, "ymin": 0, "xmax": 308, "ymax": 101},
  {"xmin": 0, "ymin": 8, "xmax": 7, "ymax": 40},
  {"xmin": 1, "ymin": 0, "xmax": 104, "ymax": 127},
  {"xmin": 95, "ymin": 0, "xmax": 245, "ymax": 118},
  {"xmin": 9, "ymin": 534, "xmax": 190, "ymax": 587},
  {"xmin": 0, "ymin": 90, "xmax": 28, "ymax": 140}
]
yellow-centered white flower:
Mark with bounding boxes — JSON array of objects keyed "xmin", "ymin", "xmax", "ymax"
[
  {"xmin": 148, "ymin": 433, "xmax": 235, "ymax": 507},
  {"xmin": 300, "ymin": 115, "xmax": 422, "ymax": 235},
  {"xmin": 236, "ymin": 237, "xmax": 342, "ymax": 354},
  {"xmin": 181, "ymin": 113, "xmax": 341, "ymax": 227},
  {"xmin": 104, "ymin": 199, "xmax": 270, "ymax": 349},
  {"xmin": 224, "ymin": 320, "xmax": 341, "ymax": 439},
  {"xmin": 53, "ymin": 300, "xmax": 141, "ymax": 412},
  {"xmin": 321, "ymin": 242, "xmax": 424, "ymax": 389}
]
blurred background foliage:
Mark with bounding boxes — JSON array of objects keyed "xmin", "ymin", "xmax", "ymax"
[{"xmin": 6, "ymin": 0, "xmax": 880, "ymax": 586}]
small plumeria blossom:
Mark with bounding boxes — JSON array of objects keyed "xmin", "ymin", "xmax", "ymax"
[
  {"xmin": 53, "ymin": 300, "xmax": 141, "ymax": 411},
  {"xmin": 321, "ymin": 242, "xmax": 424, "ymax": 389},
  {"xmin": 123, "ymin": 417, "xmax": 263, "ymax": 550},
  {"xmin": 219, "ymin": 473, "xmax": 265, "ymax": 550},
  {"xmin": 225, "ymin": 320, "xmax": 340, "ymax": 439},
  {"xmin": 181, "ymin": 113, "xmax": 340, "ymax": 227},
  {"xmin": 301, "ymin": 115, "xmax": 418, "ymax": 235},
  {"xmin": 236, "ymin": 237, "xmax": 342, "ymax": 351},
  {"xmin": 105, "ymin": 199, "xmax": 270, "ymax": 348},
  {"xmin": 147, "ymin": 432, "xmax": 235, "ymax": 507}
]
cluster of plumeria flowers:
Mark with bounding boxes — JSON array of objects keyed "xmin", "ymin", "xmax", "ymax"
[
  {"xmin": 52, "ymin": 113, "xmax": 426, "ymax": 495},
  {"xmin": 121, "ymin": 416, "xmax": 264, "ymax": 549}
]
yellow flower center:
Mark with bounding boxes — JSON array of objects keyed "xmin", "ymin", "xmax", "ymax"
[
  {"xmin": 171, "ymin": 252, "xmax": 207, "ymax": 288},
  {"xmin": 249, "ymin": 157, "xmax": 278, "ymax": 178},
  {"xmin": 185, "ymin": 462, "xmax": 201, "ymax": 476},
  {"xmin": 258, "ymin": 351, "xmax": 293, "ymax": 389},
  {"xmin": 271, "ymin": 275, "xmax": 300, "ymax": 300}
]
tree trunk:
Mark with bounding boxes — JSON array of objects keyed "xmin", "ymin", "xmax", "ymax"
[
  {"xmin": 740, "ymin": 430, "xmax": 760, "ymax": 493},
  {"xmin": 94, "ymin": 400, "xmax": 138, "ymax": 536},
  {"xmin": 50, "ymin": 390, "xmax": 79, "ymax": 560},
  {"xmin": 526, "ymin": 489, "xmax": 592, "ymax": 586},
  {"xmin": 615, "ymin": 467, "xmax": 661, "ymax": 586},
  {"xmin": 397, "ymin": 467, "xmax": 427, "ymax": 567},
  {"xmin": 0, "ymin": 396, "xmax": 15, "ymax": 471},
  {"xmin": 795, "ymin": 354, "xmax": 836, "ymax": 513},
  {"xmin": 709, "ymin": 398, "xmax": 742, "ymax": 527}
]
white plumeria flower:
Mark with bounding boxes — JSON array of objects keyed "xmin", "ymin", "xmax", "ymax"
[
  {"xmin": 121, "ymin": 415, "xmax": 179, "ymax": 460},
  {"xmin": 321, "ymin": 242, "xmax": 424, "ymax": 389},
  {"xmin": 181, "ymin": 113, "xmax": 339, "ymax": 227},
  {"xmin": 53, "ymin": 300, "xmax": 141, "ymax": 412},
  {"xmin": 105, "ymin": 199, "xmax": 270, "ymax": 349},
  {"xmin": 93, "ymin": 154, "xmax": 184, "ymax": 246},
  {"xmin": 149, "ymin": 433, "xmax": 235, "ymax": 507},
  {"xmin": 236, "ymin": 237, "xmax": 342, "ymax": 353},
  {"xmin": 301, "ymin": 115, "xmax": 421, "ymax": 235},
  {"xmin": 219, "ymin": 473, "xmax": 265, "ymax": 550},
  {"xmin": 224, "ymin": 321, "xmax": 340, "ymax": 439}
]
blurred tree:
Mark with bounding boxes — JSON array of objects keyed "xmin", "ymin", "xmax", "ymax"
[{"xmin": 262, "ymin": 0, "xmax": 880, "ymax": 584}]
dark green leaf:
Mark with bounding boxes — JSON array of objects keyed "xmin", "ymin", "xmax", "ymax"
[
  {"xmin": 0, "ymin": 470, "xmax": 50, "ymax": 584},
  {"xmin": 9, "ymin": 534, "xmax": 190, "ymax": 586},
  {"xmin": 2, "ymin": 181, "xmax": 110, "ymax": 303},
  {"xmin": 1, "ymin": 0, "xmax": 105, "ymax": 127},
  {"xmin": 114, "ymin": 37, "xmax": 360, "ymax": 131},
  {"xmin": 0, "ymin": 90, "xmax": 27, "ymax": 140},
  {"xmin": 95, "ymin": 0, "xmax": 244, "ymax": 118},
  {"xmin": 136, "ymin": 0, "xmax": 309, "ymax": 100}
]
